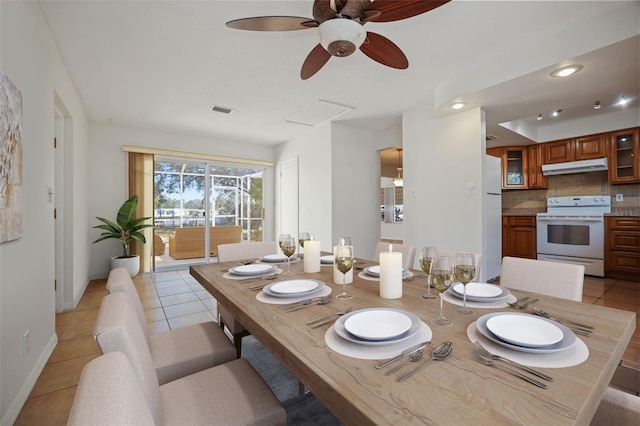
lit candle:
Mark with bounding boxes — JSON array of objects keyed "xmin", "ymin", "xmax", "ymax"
[
  {"xmin": 303, "ymin": 240, "xmax": 321, "ymax": 273},
  {"xmin": 379, "ymin": 244, "xmax": 403, "ymax": 299}
]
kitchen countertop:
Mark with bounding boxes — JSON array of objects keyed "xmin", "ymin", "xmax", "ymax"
[{"xmin": 501, "ymin": 208, "xmax": 640, "ymax": 217}]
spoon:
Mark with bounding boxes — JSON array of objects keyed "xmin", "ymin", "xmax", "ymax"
[
  {"xmin": 397, "ymin": 341, "xmax": 453, "ymax": 382},
  {"xmin": 385, "ymin": 349, "xmax": 424, "ymax": 376}
]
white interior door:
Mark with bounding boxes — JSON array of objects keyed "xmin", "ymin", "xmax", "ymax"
[
  {"xmin": 54, "ymin": 109, "xmax": 64, "ymax": 312},
  {"xmin": 277, "ymin": 157, "xmax": 299, "ymax": 242}
]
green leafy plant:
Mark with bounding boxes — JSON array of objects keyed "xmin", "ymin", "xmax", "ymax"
[{"xmin": 92, "ymin": 195, "xmax": 154, "ymax": 258}]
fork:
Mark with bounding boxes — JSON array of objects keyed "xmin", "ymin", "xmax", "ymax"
[
  {"xmin": 472, "ymin": 351, "xmax": 547, "ymax": 389},
  {"xmin": 307, "ymin": 307, "xmax": 353, "ymax": 328},
  {"xmin": 507, "ymin": 296, "xmax": 529, "ymax": 308},
  {"xmin": 473, "ymin": 341, "xmax": 553, "ymax": 381}
]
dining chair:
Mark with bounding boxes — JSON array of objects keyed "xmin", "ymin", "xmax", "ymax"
[
  {"xmin": 373, "ymin": 242, "xmax": 416, "ymax": 269},
  {"xmin": 105, "ymin": 267, "xmax": 236, "ymax": 384},
  {"xmin": 91, "ymin": 293, "xmax": 286, "ymax": 425},
  {"xmin": 217, "ymin": 241, "xmax": 278, "ymax": 357},
  {"xmin": 499, "ymin": 256, "xmax": 584, "ymax": 302},
  {"xmin": 591, "ymin": 387, "xmax": 640, "ymax": 425},
  {"xmin": 435, "ymin": 248, "xmax": 483, "ymax": 281}
]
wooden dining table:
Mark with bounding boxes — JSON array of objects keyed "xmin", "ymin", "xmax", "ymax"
[{"xmin": 191, "ymin": 258, "xmax": 635, "ymax": 425}]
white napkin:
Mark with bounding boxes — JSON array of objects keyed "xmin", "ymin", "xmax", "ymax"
[
  {"xmin": 325, "ymin": 322, "xmax": 432, "ymax": 360},
  {"xmin": 467, "ymin": 322, "xmax": 588, "ymax": 368},
  {"xmin": 442, "ymin": 291, "xmax": 517, "ymax": 309}
]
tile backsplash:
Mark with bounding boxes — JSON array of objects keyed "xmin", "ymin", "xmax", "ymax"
[{"xmin": 502, "ymin": 171, "xmax": 640, "ymax": 216}]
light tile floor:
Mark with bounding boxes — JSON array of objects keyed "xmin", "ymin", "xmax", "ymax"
[{"xmin": 14, "ymin": 272, "xmax": 639, "ymax": 424}]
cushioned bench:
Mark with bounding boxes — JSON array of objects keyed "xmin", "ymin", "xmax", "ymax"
[{"xmin": 168, "ymin": 225, "xmax": 242, "ymax": 259}]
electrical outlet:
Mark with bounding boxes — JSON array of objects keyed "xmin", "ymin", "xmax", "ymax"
[
  {"xmin": 616, "ymin": 194, "xmax": 623, "ymax": 202},
  {"xmin": 23, "ymin": 330, "xmax": 29, "ymax": 357}
]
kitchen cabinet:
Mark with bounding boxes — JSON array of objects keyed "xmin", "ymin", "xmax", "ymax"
[
  {"xmin": 501, "ymin": 147, "xmax": 528, "ymax": 189},
  {"xmin": 605, "ymin": 217, "xmax": 640, "ymax": 282},
  {"xmin": 608, "ymin": 128, "xmax": 640, "ymax": 184},
  {"xmin": 527, "ymin": 144, "xmax": 548, "ymax": 189},
  {"xmin": 503, "ymin": 216, "xmax": 537, "ymax": 259},
  {"xmin": 544, "ymin": 139, "xmax": 575, "ymax": 164},
  {"xmin": 486, "ymin": 147, "xmax": 502, "ymax": 158},
  {"xmin": 575, "ymin": 133, "xmax": 607, "ymax": 160}
]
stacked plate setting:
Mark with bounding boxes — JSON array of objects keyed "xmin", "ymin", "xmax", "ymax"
[
  {"xmin": 260, "ymin": 254, "xmax": 298, "ymax": 263},
  {"xmin": 320, "ymin": 255, "xmax": 334, "ymax": 265},
  {"xmin": 476, "ymin": 312, "xmax": 577, "ymax": 353},
  {"xmin": 362, "ymin": 265, "xmax": 412, "ymax": 280},
  {"xmin": 227, "ymin": 263, "xmax": 277, "ymax": 278},
  {"xmin": 334, "ymin": 308, "xmax": 422, "ymax": 346},
  {"xmin": 448, "ymin": 282, "xmax": 511, "ymax": 303},
  {"xmin": 262, "ymin": 279, "xmax": 326, "ymax": 299}
]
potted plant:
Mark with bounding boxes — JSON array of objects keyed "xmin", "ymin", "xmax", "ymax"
[{"xmin": 93, "ymin": 195, "xmax": 153, "ymax": 277}]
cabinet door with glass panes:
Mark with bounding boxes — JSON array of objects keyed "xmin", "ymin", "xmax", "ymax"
[
  {"xmin": 501, "ymin": 147, "xmax": 528, "ymax": 189},
  {"xmin": 609, "ymin": 128, "xmax": 640, "ymax": 184}
]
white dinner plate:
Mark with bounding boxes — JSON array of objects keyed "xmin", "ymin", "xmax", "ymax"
[
  {"xmin": 334, "ymin": 308, "xmax": 422, "ymax": 346},
  {"xmin": 261, "ymin": 254, "xmax": 298, "ymax": 263},
  {"xmin": 476, "ymin": 312, "xmax": 576, "ymax": 353},
  {"xmin": 344, "ymin": 310, "xmax": 413, "ymax": 341},
  {"xmin": 452, "ymin": 282, "xmax": 503, "ymax": 298},
  {"xmin": 262, "ymin": 280, "xmax": 325, "ymax": 298},
  {"xmin": 228, "ymin": 264, "xmax": 275, "ymax": 276},
  {"xmin": 269, "ymin": 279, "xmax": 319, "ymax": 294},
  {"xmin": 363, "ymin": 265, "xmax": 407, "ymax": 277},
  {"xmin": 486, "ymin": 314, "xmax": 563, "ymax": 347},
  {"xmin": 320, "ymin": 255, "xmax": 334, "ymax": 264}
]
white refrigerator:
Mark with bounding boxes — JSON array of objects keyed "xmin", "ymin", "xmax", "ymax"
[{"xmin": 482, "ymin": 155, "xmax": 502, "ymax": 282}]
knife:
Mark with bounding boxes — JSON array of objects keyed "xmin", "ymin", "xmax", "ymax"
[{"xmin": 375, "ymin": 341, "xmax": 431, "ymax": 370}]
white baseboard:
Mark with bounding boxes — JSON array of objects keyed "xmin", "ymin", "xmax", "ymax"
[{"xmin": 1, "ymin": 333, "xmax": 58, "ymax": 426}]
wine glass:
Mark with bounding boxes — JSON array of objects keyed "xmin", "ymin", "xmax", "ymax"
[
  {"xmin": 419, "ymin": 246, "xmax": 438, "ymax": 300},
  {"xmin": 454, "ymin": 252, "xmax": 476, "ymax": 315},
  {"xmin": 430, "ymin": 257, "xmax": 454, "ymax": 326},
  {"xmin": 280, "ymin": 235, "xmax": 296, "ymax": 275},
  {"xmin": 334, "ymin": 244, "xmax": 354, "ymax": 299},
  {"xmin": 279, "ymin": 233, "xmax": 291, "ymax": 253},
  {"xmin": 298, "ymin": 232, "xmax": 310, "ymax": 257}
]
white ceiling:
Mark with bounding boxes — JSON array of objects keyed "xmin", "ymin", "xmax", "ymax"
[{"xmin": 38, "ymin": 1, "xmax": 639, "ymax": 151}]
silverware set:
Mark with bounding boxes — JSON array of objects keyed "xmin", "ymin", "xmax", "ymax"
[
  {"xmin": 532, "ymin": 307, "xmax": 593, "ymax": 337},
  {"xmin": 472, "ymin": 350, "xmax": 548, "ymax": 389},
  {"xmin": 507, "ymin": 296, "xmax": 537, "ymax": 309},
  {"xmin": 373, "ymin": 341, "xmax": 453, "ymax": 382},
  {"xmin": 280, "ymin": 295, "xmax": 333, "ymax": 312},
  {"xmin": 473, "ymin": 342, "xmax": 554, "ymax": 382},
  {"xmin": 306, "ymin": 307, "xmax": 353, "ymax": 328}
]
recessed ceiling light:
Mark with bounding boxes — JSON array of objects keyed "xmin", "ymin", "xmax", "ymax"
[
  {"xmin": 552, "ymin": 109, "xmax": 562, "ymax": 117},
  {"xmin": 450, "ymin": 102, "xmax": 467, "ymax": 110},
  {"xmin": 594, "ymin": 101, "xmax": 601, "ymax": 110},
  {"xmin": 550, "ymin": 64, "xmax": 583, "ymax": 78},
  {"xmin": 536, "ymin": 114, "xmax": 543, "ymax": 121},
  {"xmin": 618, "ymin": 95, "xmax": 630, "ymax": 106}
]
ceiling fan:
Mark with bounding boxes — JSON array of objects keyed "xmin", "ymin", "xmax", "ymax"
[{"xmin": 226, "ymin": 0, "xmax": 450, "ymax": 79}]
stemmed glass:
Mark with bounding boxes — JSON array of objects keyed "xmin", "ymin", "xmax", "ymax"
[
  {"xmin": 430, "ymin": 257, "xmax": 454, "ymax": 326},
  {"xmin": 454, "ymin": 252, "xmax": 476, "ymax": 315},
  {"xmin": 279, "ymin": 234, "xmax": 296, "ymax": 275},
  {"xmin": 419, "ymin": 246, "xmax": 438, "ymax": 300},
  {"xmin": 298, "ymin": 232, "xmax": 310, "ymax": 257},
  {"xmin": 334, "ymin": 244, "xmax": 354, "ymax": 299}
]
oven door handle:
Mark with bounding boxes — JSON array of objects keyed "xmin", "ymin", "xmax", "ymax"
[{"xmin": 537, "ymin": 217, "xmax": 604, "ymax": 223}]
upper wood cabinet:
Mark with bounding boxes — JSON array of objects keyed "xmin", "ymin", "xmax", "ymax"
[
  {"xmin": 609, "ymin": 128, "xmax": 640, "ymax": 184},
  {"xmin": 544, "ymin": 139, "xmax": 575, "ymax": 164},
  {"xmin": 501, "ymin": 147, "xmax": 528, "ymax": 189},
  {"xmin": 527, "ymin": 144, "xmax": 548, "ymax": 189},
  {"xmin": 575, "ymin": 133, "xmax": 607, "ymax": 160},
  {"xmin": 486, "ymin": 147, "xmax": 502, "ymax": 158}
]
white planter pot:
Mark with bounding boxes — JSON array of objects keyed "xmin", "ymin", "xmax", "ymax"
[{"xmin": 111, "ymin": 255, "xmax": 140, "ymax": 277}]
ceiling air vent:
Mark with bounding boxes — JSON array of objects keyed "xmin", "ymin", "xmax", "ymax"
[
  {"xmin": 486, "ymin": 135, "xmax": 499, "ymax": 141},
  {"xmin": 211, "ymin": 105, "xmax": 234, "ymax": 114}
]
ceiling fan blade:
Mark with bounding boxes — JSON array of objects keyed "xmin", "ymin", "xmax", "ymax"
[
  {"xmin": 363, "ymin": 0, "xmax": 450, "ymax": 23},
  {"xmin": 301, "ymin": 44, "xmax": 332, "ymax": 80},
  {"xmin": 360, "ymin": 32, "xmax": 408, "ymax": 69},
  {"xmin": 226, "ymin": 16, "xmax": 317, "ymax": 31},
  {"xmin": 313, "ymin": 0, "xmax": 339, "ymax": 23}
]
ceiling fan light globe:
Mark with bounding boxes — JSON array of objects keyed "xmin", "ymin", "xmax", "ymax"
[{"xmin": 319, "ymin": 19, "xmax": 365, "ymax": 57}]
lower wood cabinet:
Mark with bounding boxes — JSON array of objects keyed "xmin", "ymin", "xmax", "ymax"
[
  {"xmin": 606, "ymin": 217, "xmax": 640, "ymax": 282},
  {"xmin": 503, "ymin": 216, "xmax": 537, "ymax": 259}
]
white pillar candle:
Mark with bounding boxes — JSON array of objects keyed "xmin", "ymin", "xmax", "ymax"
[
  {"xmin": 333, "ymin": 261, "xmax": 354, "ymax": 284},
  {"xmin": 303, "ymin": 240, "xmax": 321, "ymax": 273},
  {"xmin": 379, "ymin": 244, "xmax": 403, "ymax": 299}
]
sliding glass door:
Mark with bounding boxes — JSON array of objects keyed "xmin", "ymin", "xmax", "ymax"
[{"xmin": 153, "ymin": 157, "xmax": 264, "ymax": 270}]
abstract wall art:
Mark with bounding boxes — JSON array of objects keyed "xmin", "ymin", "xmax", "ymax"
[{"xmin": 0, "ymin": 70, "xmax": 23, "ymax": 243}]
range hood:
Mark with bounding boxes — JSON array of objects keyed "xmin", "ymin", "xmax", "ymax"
[{"xmin": 542, "ymin": 158, "xmax": 608, "ymax": 176}]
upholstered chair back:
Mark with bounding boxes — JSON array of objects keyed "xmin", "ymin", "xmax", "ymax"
[
  {"xmin": 217, "ymin": 241, "xmax": 278, "ymax": 262},
  {"xmin": 374, "ymin": 242, "xmax": 417, "ymax": 269},
  {"xmin": 106, "ymin": 267, "xmax": 150, "ymax": 343},
  {"xmin": 93, "ymin": 292, "xmax": 163, "ymax": 424}
]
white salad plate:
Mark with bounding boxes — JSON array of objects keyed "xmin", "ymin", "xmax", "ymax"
[
  {"xmin": 363, "ymin": 265, "xmax": 407, "ymax": 277},
  {"xmin": 228, "ymin": 264, "xmax": 275, "ymax": 276},
  {"xmin": 344, "ymin": 310, "xmax": 413, "ymax": 341},
  {"xmin": 269, "ymin": 280, "xmax": 320, "ymax": 294},
  {"xmin": 486, "ymin": 314, "xmax": 564, "ymax": 347},
  {"xmin": 449, "ymin": 283, "xmax": 511, "ymax": 303},
  {"xmin": 320, "ymin": 255, "xmax": 334, "ymax": 264},
  {"xmin": 261, "ymin": 254, "xmax": 298, "ymax": 263},
  {"xmin": 334, "ymin": 308, "xmax": 421, "ymax": 346},
  {"xmin": 476, "ymin": 312, "xmax": 576, "ymax": 353},
  {"xmin": 262, "ymin": 280, "xmax": 324, "ymax": 298}
]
